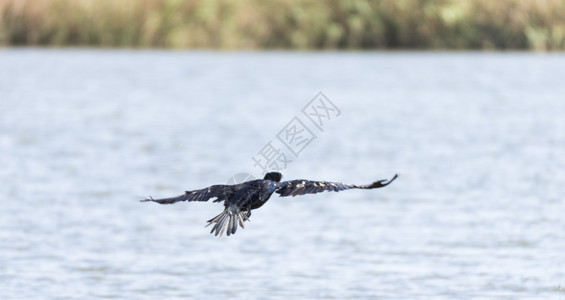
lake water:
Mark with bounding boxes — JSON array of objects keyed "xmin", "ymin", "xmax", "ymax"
[{"xmin": 1, "ymin": 50, "xmax": 565, "ymax": 299}]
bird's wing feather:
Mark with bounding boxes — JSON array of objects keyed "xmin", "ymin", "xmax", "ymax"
[
  {"xmin": 141, "ymin": 184, "xmax": 235, "ymax": 204},
  {"xmin": 275, "ymin": 174, "xmax": 398, "ymax": 197}
]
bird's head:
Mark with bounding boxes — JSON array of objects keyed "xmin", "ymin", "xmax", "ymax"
[{"xmin": 263, "ymin": 172, "xmax": 282, "ymax": 182}]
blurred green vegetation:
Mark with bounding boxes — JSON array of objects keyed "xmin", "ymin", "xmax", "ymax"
[{"xmin": 1, "ymin": 0, "xmax": 564, "ymax": 50}]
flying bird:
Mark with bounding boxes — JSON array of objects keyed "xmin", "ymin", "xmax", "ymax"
[{"xmin": 141, "ymin": 172, "xmax": 398, "ymax": 237}]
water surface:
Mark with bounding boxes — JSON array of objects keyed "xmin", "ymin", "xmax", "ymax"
[{"xmin": 1, "ymin": 50, "xmax": 564, "ymax": 299}]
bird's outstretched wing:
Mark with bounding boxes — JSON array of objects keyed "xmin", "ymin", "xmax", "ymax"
[
  {"xmin": 275, "ymin": 174, "xmax": 398, "ymax": 197},
  {"xmin": 141, "ymin": 184, "xmax": 235, "ymax": 204}
]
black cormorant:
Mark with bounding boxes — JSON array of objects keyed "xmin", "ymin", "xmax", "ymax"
[{"xmin": 141, "ymin": 172, "xmax": 398, "ymax": 237}]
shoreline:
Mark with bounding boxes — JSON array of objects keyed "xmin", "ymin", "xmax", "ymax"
[{"xmin": 1, "ymin": 0, "xmax": 564, "ymax": 51}]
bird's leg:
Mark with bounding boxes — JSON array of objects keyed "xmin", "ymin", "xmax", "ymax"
[{"xmin": 247, "ymin": 204, "xmax": 252, "ymax": 219}]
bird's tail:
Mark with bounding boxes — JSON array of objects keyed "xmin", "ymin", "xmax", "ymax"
[{"xmin": 206, "ymin": 205, "xmax": 250, "ymax": 237}]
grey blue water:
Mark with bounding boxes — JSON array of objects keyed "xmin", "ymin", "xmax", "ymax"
[{"xmin": 1, "ymin": 50, "xmax": 564, "ymax": 299}]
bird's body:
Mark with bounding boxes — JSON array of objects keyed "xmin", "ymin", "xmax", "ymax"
[{"xmin": 142, "ymin": 172, "xmax": 398, "ymax": 237}]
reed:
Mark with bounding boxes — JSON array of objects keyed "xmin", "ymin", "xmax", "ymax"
[{"xmin": 1, "ymin": 0, "xmax": 564, "ymax": 50}]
